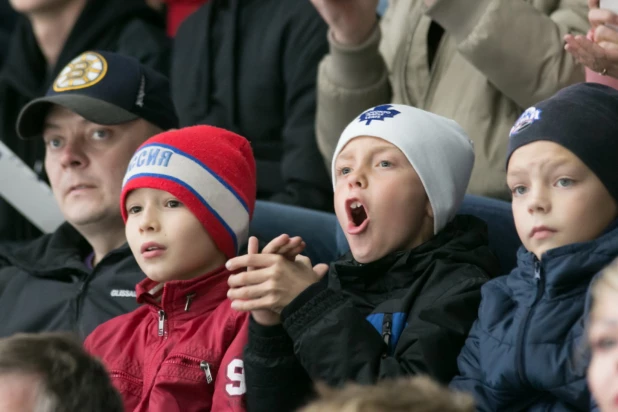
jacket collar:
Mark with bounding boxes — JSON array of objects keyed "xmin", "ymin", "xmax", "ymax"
[
  {"xmin": 332, "ymin": 215, "xmax": 498, "ymax": 295},
  {"xmin": 0, "ymin": 222, "xmax": 132, "ymax": 276},
  {"xmin": 136, "ymin": 265, "xmax": 231, "ymax": 319},
  {"xmin": 513, "ymin": 219, "xmax": 618, "ymax": 297}
]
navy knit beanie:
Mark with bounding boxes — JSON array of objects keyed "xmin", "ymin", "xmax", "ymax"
[{"xmin": 506, "ymin": 82, "xmax": 618, "ymax": 202}]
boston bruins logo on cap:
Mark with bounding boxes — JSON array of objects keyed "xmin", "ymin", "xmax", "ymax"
[{"xmin": 53, "ymin": 51, "xmax": 108, "ymax": 92}]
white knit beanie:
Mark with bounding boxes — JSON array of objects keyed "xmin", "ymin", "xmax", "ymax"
[{"xmin": 331, "ymin": 104, "xmax": 475, "ymax": 234}]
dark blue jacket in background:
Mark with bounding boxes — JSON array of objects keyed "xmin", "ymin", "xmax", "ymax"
[{"xmin": 450, "ymin": 222, "xmax": 618, "ymax": 411}]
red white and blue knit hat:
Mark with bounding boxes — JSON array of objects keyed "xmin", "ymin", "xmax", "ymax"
[{"xmin": 120, "ymin": 125, "xmax": 256, "ymax": 258}]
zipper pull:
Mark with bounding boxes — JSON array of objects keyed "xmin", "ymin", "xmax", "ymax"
[
  {"xmin": 381, "ymin": 313, "xmax": 393, "ymax": 350},
  {"xmin": 158, "ymin": 310, "xmax": 166, "ymax": 337},
  {"xmin": 184, "ymin": 292, "xmax": 196, "ymax": 312},
  {"xmin": 200, "ymin": 361, "xmax": 213, "ymax": 384},
  {"xmin": 534, "ymin": 261, "xmax": 541, "ymax": 281}
]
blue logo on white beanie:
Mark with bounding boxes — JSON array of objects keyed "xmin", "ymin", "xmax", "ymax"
[
  {"xmin": 510, "ymin": 107, "xmax": 541, "ymax": 137},
  {"xmin": 359, "ymin": 104, "xmax": 401, "ymax": 125}
]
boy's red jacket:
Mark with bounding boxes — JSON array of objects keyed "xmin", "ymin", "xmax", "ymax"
[{"xmin": 85, "ymin": 266, "xmax": 248, "ymax": 412}]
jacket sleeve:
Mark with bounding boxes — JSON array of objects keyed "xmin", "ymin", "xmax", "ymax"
[
  {"xmin": 212, "ymin": 312, "xmax": 250, "ymax": 412},
  {"xmin": 271, "ymin": 4, "xmax": 333, "ymax": 211},
  {"xmin": 315, "ymin": 26, "xmax": 391, "ymax": 168},
  {"xmin": 281, "ymin": 273, "xmax": 487, "ymax": 386},
  {"xmin": 243, "ymin": 318, "xmax": 314, "ymax": 412},
  {"xmin": 426, "ymin": 0, "xmax": 587, "ymax": 109}
]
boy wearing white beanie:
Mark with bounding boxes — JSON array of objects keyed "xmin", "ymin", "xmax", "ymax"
[{"xmin": 226, "ymin": 104, "xmax": 500, "ymax": 412}]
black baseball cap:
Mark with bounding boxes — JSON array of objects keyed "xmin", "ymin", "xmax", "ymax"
[{"xmin": 17, "ymin": 50, "xmax": 178, "ymax": 139}]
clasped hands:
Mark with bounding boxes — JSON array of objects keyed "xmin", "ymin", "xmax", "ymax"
[{"xmin": 226, "ymin": 235, "xmax": 329, "ymax": 326}]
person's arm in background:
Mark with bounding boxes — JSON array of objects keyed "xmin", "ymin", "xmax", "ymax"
[
  {"xmin": 426, "ymin": 0, "xmax": 588, "ymax": 108},
  {"xmin": 565, "ymin": 0, "xmax": 618, "ymax": 79},
  {"xmin": 310, "ymin": 0, "xmax": 390, "ymax": 169},
  {"xmin": 271, "ymin": 2, "xmax": 333, "ymax": 211}
]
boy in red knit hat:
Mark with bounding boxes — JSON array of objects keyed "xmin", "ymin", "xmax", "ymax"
[{"xmin": 84, "ymin": 125, "xmax": 256, "ymax": 412}]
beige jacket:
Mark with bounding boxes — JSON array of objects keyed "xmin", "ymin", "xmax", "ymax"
[{"xmin": 316, "ymin": 0, "xmax": 588, "ymax": 199}]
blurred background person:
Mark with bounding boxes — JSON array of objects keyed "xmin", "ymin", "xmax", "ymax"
[
  {"xmin": 299, "ymin": 376, "xmax": 475, "ymax": 412},
  {"xmin": 0, "ymin": 0, "xmax": 18, "ymax": 69},
  {"xmin": 587, "ymin": 259, "xmax": 618, "ymax": 412},
  {"xmin": 172, "ymin": 0, "xmax": 333, "ymax": 212},
  {"xmin": 0, "ymin": 332, "xmax": 124, "ymax": 412},
  {"xmin": 310, "ymin": 0, "xmax": 588, "ymax": 201}
]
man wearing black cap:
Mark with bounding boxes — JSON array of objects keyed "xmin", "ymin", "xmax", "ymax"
[{"xmin": 0, "ymin": 50, "xmax": 178, "ymax": 339}]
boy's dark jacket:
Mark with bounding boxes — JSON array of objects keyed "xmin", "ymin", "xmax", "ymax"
[
  {"xmin": 0, "ymin": 0, "xmax": 170, "ymax": 243},
  {"xmin": 172, "ymin": 0, "xmax": 332, "ymax": 212},
  {"xmin": 450, "ymin": 221, "xmax": 618, "ymax": 411},
  {"xmin": 243, "ymin": 215, "xmax": 501, "ymax": 412},
  {"xmin": 0, "ymin": 222, "xmax": 144, "ymax": 338}
]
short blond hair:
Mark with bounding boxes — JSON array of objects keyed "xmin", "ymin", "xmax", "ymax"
[
  {"xmin": 298, "ymin": 376, "xmax": 475, "ymax": 412},
  {"xmin": 590, "ymin": 258, "xmax": 618, "ymax": 315}
]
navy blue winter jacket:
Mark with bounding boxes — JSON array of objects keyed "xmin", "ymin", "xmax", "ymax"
[{"xmin": 450, "ymin": 222, "xmax": 618, "ymax": 411}]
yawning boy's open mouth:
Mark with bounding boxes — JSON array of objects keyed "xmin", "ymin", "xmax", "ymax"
[{"xmin": 345, "ymin": 198, "xmax": 370, "ymax": 234}]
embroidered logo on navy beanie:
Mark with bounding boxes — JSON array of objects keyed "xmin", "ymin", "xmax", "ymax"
[{"xmin": 510, "ymin": 107, "xmax": 542, "ymax": 137}]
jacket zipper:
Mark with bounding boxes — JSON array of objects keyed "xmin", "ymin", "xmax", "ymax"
[
  {"xmin": 74, "ymin": 250, "xmax": 124, "ymax": 332},
  {"xmin": 158, "ymin": 309, "xmax": 166, "ymax": 337},
  {"xmin": 382, "ymin": 313, "xmax": 393, "ymax": 356},
  {"xmin": 185, "ymin": 292, "xmax": 196, "ymax": 312},
  {"xmin": 200, "ymin": 361, "xmax": 214, "ymax": 384},
  {"xmin": 74, "ymin": 269, "xmax": 97, "ymax": 332},
  {"xmin": 110, "ymin": 370, "xmax": 142, "ymax": 385},
  {"xmin": 516, "ymin": 260, "xmax": 545, "ymax": 386},
  {"xmin": 164, "ymin": 354, "xmax": 214, "ymax": 384}
]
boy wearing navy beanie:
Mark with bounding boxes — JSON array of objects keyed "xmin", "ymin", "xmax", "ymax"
[{"xmin": 451, "ymin": 83, "xmax": 618, "ymax": 411}]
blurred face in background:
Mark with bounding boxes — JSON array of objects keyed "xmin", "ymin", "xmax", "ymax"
[
  {"xmin": 0, "ymin": 373, "xmax": 38, "ymax": 412},
  {"xmin": 588, "ymin": 285, "xmax": 618, "ymax": 412}
]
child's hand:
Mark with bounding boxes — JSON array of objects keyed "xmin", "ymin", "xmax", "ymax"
[
  {"xmin": 261, "ymin": 234, "xmax": 306, "ymax": 262},
  {"xmin": 233, "ymin": 236, "xmax": 299, "ymax": 326},
  {"xmin": 226, "ymin": 252, "xmax": 329, "ymax": 316}
]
